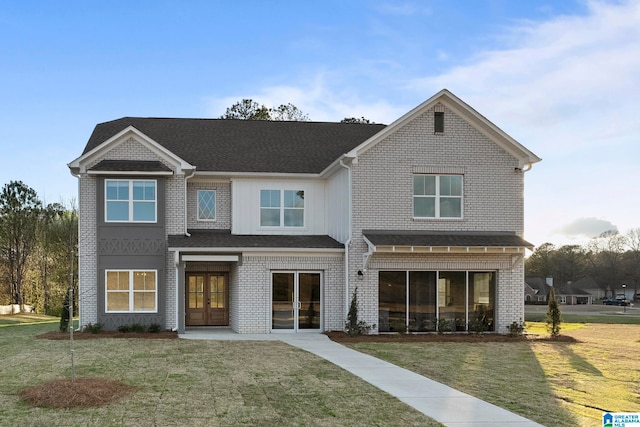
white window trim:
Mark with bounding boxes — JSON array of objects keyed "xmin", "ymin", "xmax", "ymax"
[
  {"xmin": 105, "ymin": 179, "xmax": 157, "ymax": 223},
  {"xmin": 413, "ymin": 174, "xmax": 463, "ymax": 219},
  {"xmin": 197, "ymin": 189, "xmax": 216, "ymax": 222},
  {"xmin": 260, "ymin": 189, "xmax": 305, "ymax": 228},
  {"xmin": 105, "ymin": 269, "xmax": 158, "ymax": 313}
]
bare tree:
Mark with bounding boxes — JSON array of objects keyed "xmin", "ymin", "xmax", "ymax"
[
  {"xmin": 586, "ymin": 230, "xmax": 627, "ymax": 297},
  {"xmin": 624, "ymin": 228, "xmax": 640, "ymax": 299},
  {"xmin": 220, "ymin": 99, "xmax": 309, "ymax": 121}
]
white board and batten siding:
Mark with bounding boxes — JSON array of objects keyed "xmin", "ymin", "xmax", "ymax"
[{"xmin": 232, "ymin": 178, "xmax": 328, "ymax": 235}]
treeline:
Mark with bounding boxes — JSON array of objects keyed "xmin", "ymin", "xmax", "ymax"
[
  {"xmin": 0, "ymin": 181, "xmax": 77, "ymax": 316},
  {"xmin": 526, "ymin": 230, "xmax": 640, "ymax": 297}
]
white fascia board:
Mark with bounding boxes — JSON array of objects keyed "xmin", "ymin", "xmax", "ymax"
[
  {"xmin": 169, "ymin": 246, "xmax": 344, "ymax": 254},
  {"xmin": 68, "ymin": 126, "xmax": 194, "ymax": 175},
  {"xmin": 320, "ymin": 154, "xmax": 351, "ymax": 178},
  {"xmin": 194, "ymin": 171, "xmax": 322, "ymax": 179},
  {"xmin": 87, "ymin": 170, "xmax": 174, "ymax": 176},
  {"xmin": 181, "ymin": 255, "xmax": 240, "ymax": 262},
  {"xmin": 345, "ymin": 89, "xmax": 541, "ymax": 168}
]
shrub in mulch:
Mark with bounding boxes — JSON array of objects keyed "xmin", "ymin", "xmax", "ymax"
[
  {"xmin": 19, "ymin": 377, "xmax": 137, "ymax": 408},
  {"xmin": 325, "ymin": 331, "xmax": 578, "ymax": 344},
  {"xmin": 37, "ymin": 330, "xmax": 178, "ymax": 340}
]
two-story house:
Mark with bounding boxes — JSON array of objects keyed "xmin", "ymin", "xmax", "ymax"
[{"xmin": 68, "ymin": 89, "xmax": 540, "ymax": 334}]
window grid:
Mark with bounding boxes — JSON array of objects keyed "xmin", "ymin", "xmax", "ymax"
[
  {"xmin": 197, "ymin": 190, "xmax": 216, "ymax": 221},
  {"xmin": 260, "ymin": 189, "xmax": 304, "ymax": 227},
  {"xmin": 105, "ymin": 179, "xmax": 157, "ymax": 223},
  {"xmin": 106, "ymin": 270, "xmax": 157, "ymax": 313},
  {"xmin": 413, "ymin": 175, "xmax": 462, "ymax": 218}
]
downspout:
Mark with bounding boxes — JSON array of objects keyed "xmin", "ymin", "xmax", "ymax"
[
  {"xmin": 339, "ymin": 159, "xmax": 352, "ymax": 322},
  {"xmin": 175, "ymin": 168, "xmax": 196, "ymax": 332},
  {"xmin": 184, "ymin": 169, "xmax": 196, "ymax": 237}
]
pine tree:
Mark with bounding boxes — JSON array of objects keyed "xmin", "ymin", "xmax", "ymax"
[{"xmin": 546, "ymin": 287, "xmax": 562, "ymax": 337}]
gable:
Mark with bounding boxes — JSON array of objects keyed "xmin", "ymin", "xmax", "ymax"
[
  {"xmin": 347, "ymin": 89, "xmax": 541, "ymax": 169},
  {"xmin": 68, "ymin": 127, "xmax": 194, "ymax": 176}
]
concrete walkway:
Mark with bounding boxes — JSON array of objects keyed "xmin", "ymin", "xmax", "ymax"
[{"xmin": 180, "ymin": 330, "xmax": 543, "ymax": 427}]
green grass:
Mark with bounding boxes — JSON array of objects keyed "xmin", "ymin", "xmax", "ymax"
[
  {"xmin": 348, "ymin": 323, "xmax": 640, "ymax": 427},
  {"xmin": 0, "ymin": 315, "xmax": 440, "ymax": 427}
]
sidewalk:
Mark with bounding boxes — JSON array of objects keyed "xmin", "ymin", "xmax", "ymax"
[{"xmin": 181, "ymin": 330, "xmax": 543, "ymax": 427}]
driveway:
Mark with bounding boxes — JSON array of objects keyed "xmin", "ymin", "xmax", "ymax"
[{"xmin": 525, "ymin": 302, "xmax": 640, "ymax": 316}]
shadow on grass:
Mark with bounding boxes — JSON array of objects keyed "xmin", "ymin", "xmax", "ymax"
[{"xmin": 346, "ymin": 340, "xmax": 581, "ymax": 426}]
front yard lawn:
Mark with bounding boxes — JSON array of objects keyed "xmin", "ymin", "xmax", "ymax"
[
  {"xmin": 345, "ymin": 323, "xmax": 640, "ymax": 427},
  {"xmin": 0, "ymin": 316, "xmax": 440, "ymax": 427}
]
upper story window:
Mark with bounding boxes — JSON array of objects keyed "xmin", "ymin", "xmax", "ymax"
[
  {"xmin": 197, "ymin": 190, "xmax": 216, "ymax": 221},
  {"xmin": 260, "ymin": 189, "xmax": 304, "ymax": 227},
  {"xmin": 105, "ymin": 179, "xmax": 157, "ymax": 222},
  {"xmin": 106, "ymin": 270, "xmax": 157, "ymax": 313},
  {"xmin": 413, "ymin": 175, "xmax": 462, "ymax": 218}
]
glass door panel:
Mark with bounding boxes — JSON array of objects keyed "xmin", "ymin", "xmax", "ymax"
[
  {"xmin": 298, "ymin": 273, "xmax": 320, "ymax": 329},
  {"xmin": 379, "ymin": 271, "xmax": 407, "ymax": 332},
  {"xmin": 409, "ymin": 271, "xmax": 437, "ymax": 332},
  {"xmin": 438, "ymin": 271, "xmax": 467, "ymax": 331},
  {"xmin": 272, "ymin": 273, "xmax": 295, "ymax": 330},
  {"xmin": 468, "ymin": 272, "xmax": 495, "ymax": 332}
]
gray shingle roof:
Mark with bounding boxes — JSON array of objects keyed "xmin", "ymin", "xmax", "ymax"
[
  {"xmin": 363, "ymin": 230, "xmax": 533, "ymax": 248},
  {"xmin": 168, "ymin": 230, "xmax": 344, "ymax": 250},
  {"xmin": 85, "ymin": 118, "xmax": 386, "ymax": 174}
]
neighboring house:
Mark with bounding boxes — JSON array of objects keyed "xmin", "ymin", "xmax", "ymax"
[
  {"xmin": 570, "ymin": 276, "xmax": 606, "ymax": 301},
  {"xmin": 525, "ymin": 277, "xmax": 594, "ymax": 305},
  {"xmin": 524, "ymin": 277, "xmax": 550, "ymax": 303},
  {"xmin": 68, "ymin": 89, "xmax": 541, "ymax": 334},
  {"xmin": 555, "ymin": 282, "xmax": 593, "ymax": 305}
]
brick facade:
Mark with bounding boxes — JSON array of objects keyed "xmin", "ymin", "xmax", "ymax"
[
  {"xmin": 348, "ymin": 104, "xmax": 527, "ymax": 332},
  {"xmin": 72, "ymin": 92, "xmax": 536, "ymax": 334}
]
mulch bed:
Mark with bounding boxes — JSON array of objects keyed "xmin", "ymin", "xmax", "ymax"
[
  {"xmin": 37, "ymin": 331, "xmax": 179, "ymax": 340},
  {"xmin": 326, "ymin": 331, "xmax": 578, "ymax": 343},
  {"xmin": 19, "ymin": 377, "xmax": 137, "ymax": 408}
]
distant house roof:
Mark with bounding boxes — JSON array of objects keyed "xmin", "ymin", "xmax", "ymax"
[
  {"xmin": 570, "ymin": 276, "xmax": 603, "ymax": 291},
  {"xmin": 525, "ymin": 278, "xmax": 551, "ymax": 295},
  {"xmin": 557, "ymin": 283, "xmax": 593, "ymax": 296},
  {"xmin": 83, "ymin": 118, "xmax": 386, "ymax": 174},
  {"xmin": 168, "ymin": 230, "xmax": 344, "ymax": 251},
  {"xmin": 525, "ymin": 277, "xmax": 593, "ymax": 297}
]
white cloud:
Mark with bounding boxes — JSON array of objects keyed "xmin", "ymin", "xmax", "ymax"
[
  {"xmin": 206, "ymin": 74, "xmax": 404, "ymax": 124},
  {"xmin": 553, "ymin": 217, "xmax": 618, "ymax": 239},
  {"xmin": 408, "ymin": 0, "xmax": 640, "ymax": 153},
  {"xmin": 402, "ymin": 0, "xmax": 640, "ymax": 247}
]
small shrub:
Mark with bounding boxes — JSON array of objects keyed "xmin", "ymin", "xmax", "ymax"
[
  {"xmin": 147, "ymin": 323, "xmax": 162, "ymax": 333},
  {"xmin": 117, "ymin": 325, "xmax": 130, "ymax": 333},
  {"xmin": 345, "ymin": 287, "xmax": 375, "ymax": 336},
  {"xmin": 129, "ymin": 323, "xmax": 146, "ymax": 333},
  {"xmin": 436, "ymin": 318, "xmax": 452, "ymax": 333},
  {"xmin": 83, "ymin": 323, "xmax": 103, "ymax": 334},
  {"xmin": 469, "ymin": 306, "xmax": 492, "ymax": 333},
  {"xmin": 507, "ymin": 319, "xmax": 525, "ymax": 336}
]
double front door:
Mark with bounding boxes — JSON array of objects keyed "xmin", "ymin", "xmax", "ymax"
[
  {"xmin": 272, "ymin": 272, "xmax": 321, "ymax": 332},
  {"xmin": 186, "ymin": 273, "xmax": 228, "ymax": 326}
]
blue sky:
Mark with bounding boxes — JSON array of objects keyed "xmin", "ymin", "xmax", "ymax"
[{"xmin": 1, "ymin": 0, "xmax": 638, "ymax": 248}]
